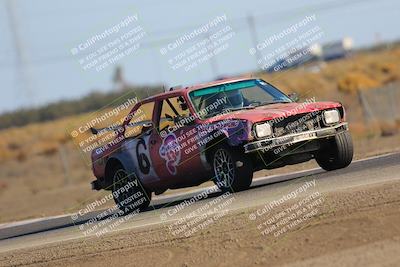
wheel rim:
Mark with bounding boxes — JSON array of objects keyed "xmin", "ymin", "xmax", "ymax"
[
  {"xmin": 113, "ymin": 169, "xmax": 132, "ymax": 204},
  {"xmin": 213, "ymin": 149, "xmax": 234, "ymax": 188}
]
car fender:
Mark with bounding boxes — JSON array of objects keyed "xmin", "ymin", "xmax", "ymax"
[
  {"xmin": 207, "ymin": 120, "xmax": 249, "ymax": 147},
  {"xmin": 105, "ymin": 137, "xmax": 160, "ymax": 189},
  {"xmin": 201, "ymin": 120, "xmax": 248, "ymax": 167},
  {"xmin": 105, "ymin": 152, "xmax": 138, "ymax": 181}
]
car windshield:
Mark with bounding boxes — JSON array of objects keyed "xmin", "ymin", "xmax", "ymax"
[{"xmin": 189, "ymin": 79, "xmax": 292, "ymax": 118}]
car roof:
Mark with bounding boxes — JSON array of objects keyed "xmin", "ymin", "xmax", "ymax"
[{"xmin": 140, "ymin": 76, "xmax": 255, "ymax": 103}]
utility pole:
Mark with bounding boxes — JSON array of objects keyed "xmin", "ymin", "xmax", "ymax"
[
  {"xmin": 247, "ymin": 14, "xmax": 263, "ymax": 70},
  {"xmin": 206, "ymin": 32, "xmax": 219, "ymax": 78},
  {"xmin": 5, "ymin": 0, "xmax": 34, "ymax": 106}
]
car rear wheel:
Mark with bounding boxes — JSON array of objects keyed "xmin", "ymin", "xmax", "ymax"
[
  {"xmin": 315, "ymin": 131, "xmax": 354, "ymax": 171},
  {"xmin": 211, "ymin": 145, "xmax": 253, "ymax": 192},
  {"xmin": 111, "ymin": 164, "xmax": 151, "ymax": 214}
]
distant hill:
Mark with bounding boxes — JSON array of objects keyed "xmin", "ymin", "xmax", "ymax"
[{"xmin": 0, "ymin": 86, "xmax": 163, "ymax": 130}]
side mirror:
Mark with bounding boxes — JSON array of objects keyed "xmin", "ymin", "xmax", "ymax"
[
  {"xmin": 177, "ymin": 96, "xmax": 188, "ymax": 110},
  {"xmin": 179, "ymin": 102, "xmax": 188, "ymax": 110},
  {"xmin": 288, "ymin": 92, "xmax": 299, "ymax": 102},
  {"xmin": 90, "ymin": 127, "xmax": 99, "ymax": 135}
]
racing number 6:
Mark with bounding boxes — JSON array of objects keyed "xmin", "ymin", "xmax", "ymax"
[{"xmin": 136, "ymin": 138, "xmax": 151, "ymax": 175}]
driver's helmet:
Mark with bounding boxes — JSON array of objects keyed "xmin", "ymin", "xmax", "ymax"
[{"xmin": 224, "ymin": 90, "xmax": 244, "ymax": 108}]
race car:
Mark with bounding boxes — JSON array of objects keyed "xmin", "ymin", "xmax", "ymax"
[{"xmin": 90, "ymin": 77, "xmax": 353, "ymax": 213}]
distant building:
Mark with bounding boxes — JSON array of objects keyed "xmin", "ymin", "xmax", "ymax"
[
  {"xmin": 266, "ymin": 44, "xmax": 320, "ymax": 72},
  {"xmin": 266, "ymin": 37, "xmax": 353, "ymax": 72},
  {"xmin": 321, "ymin": 37, "xmax": 353, "ymax": 61}
]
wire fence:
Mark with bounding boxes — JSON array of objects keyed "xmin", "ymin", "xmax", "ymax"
[{"xmin": 358, "ymin": 83, "xmax": 400, "ymax": 124}]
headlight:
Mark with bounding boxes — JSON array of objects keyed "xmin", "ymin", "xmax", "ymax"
[
  {"xmin": 323, "ymin": 109, "xmax": 340, "ymax": 124},
  {"xmin": 255, "ymin": 123, "xmax": 272, "ymax": 138}
]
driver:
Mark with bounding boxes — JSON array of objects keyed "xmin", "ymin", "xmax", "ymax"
[
  {"xmin": 224, "ymin": 90, "xmax": 244, "ymax": 108},
  {"xmin": 202, "ymin": 90, "xmax": 245, "ymax": 115}
]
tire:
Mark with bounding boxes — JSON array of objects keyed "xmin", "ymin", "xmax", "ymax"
[
  {"xmin": 211, "ymin": 144, "xmax": 253, "ymax": 192},
  {"xmin": 110, "ymin": 164, "xmax": 151, "ymax": 215},
  {"xmin": 315, "ymin": 131, "xmax": 354, "ymax": 171}
]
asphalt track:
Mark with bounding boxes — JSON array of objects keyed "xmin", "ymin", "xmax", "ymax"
[{"xmin": 0, "ymin": 152, "xmax": 398, "ymax": 253}]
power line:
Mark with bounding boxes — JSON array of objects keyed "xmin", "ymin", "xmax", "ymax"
[{"xmin": 0, "ymin": 0, "xmax": 388, "ymax": 68}]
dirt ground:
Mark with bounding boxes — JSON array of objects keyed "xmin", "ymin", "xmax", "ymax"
[
  {"xmin": 1, "ymin": 174, "xmax": 399, "ymax": 266},
  {"xmin": 0, "ymin": 134, "xmax": 399, "ymax": 224}
]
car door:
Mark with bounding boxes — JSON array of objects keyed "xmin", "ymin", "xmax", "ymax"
[
  {"xmin": 122, "ymin": 101, "xmax": 161, "ymax": 186},
  {"xmin": 148, "ymin": 95, "xmax": 205, "ymax": 188}
]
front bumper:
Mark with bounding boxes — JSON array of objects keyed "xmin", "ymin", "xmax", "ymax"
[{"xmin": 244, "ymin": 122, "xmax": 348, "ymax": 153}]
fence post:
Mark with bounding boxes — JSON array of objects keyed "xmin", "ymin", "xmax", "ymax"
[
  {"xmin": 59, "ymin": 145, "xmax": 70, "ymax": 185},
  {"xmin": 357, "ymin": 90, "xmax": 374, "ymax": 124}
]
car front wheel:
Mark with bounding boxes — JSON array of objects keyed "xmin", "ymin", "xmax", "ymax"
[
  {"xmin": 315, "ymin": 131, "xmax": 354, "ymax": 171},
  {"xmin": 211, "ymin": 145, "xmax": 253, "ymax": 192}
]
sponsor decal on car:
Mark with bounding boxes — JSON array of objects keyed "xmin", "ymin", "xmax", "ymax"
[{"xmin": 159, "ymin": 132, "xmax": 181, "ymax": 175}]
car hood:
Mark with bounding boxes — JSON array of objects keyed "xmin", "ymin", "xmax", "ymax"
[{"xmin": 204, "ymin": 101, "xmax": 342, "ymax": 124}]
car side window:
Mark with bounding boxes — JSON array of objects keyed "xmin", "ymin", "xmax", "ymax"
[
  {"xmin": 158, "ymin": 96, "xmax": 191, "ymax": 133},
  {"xmin": 125, "ymin": 101, "xmax": 155, "ymax": 138}
]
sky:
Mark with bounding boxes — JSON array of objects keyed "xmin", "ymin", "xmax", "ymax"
[{"xmin": 0, "ymin": 0, "xmax": 399, "ymax": 113}]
